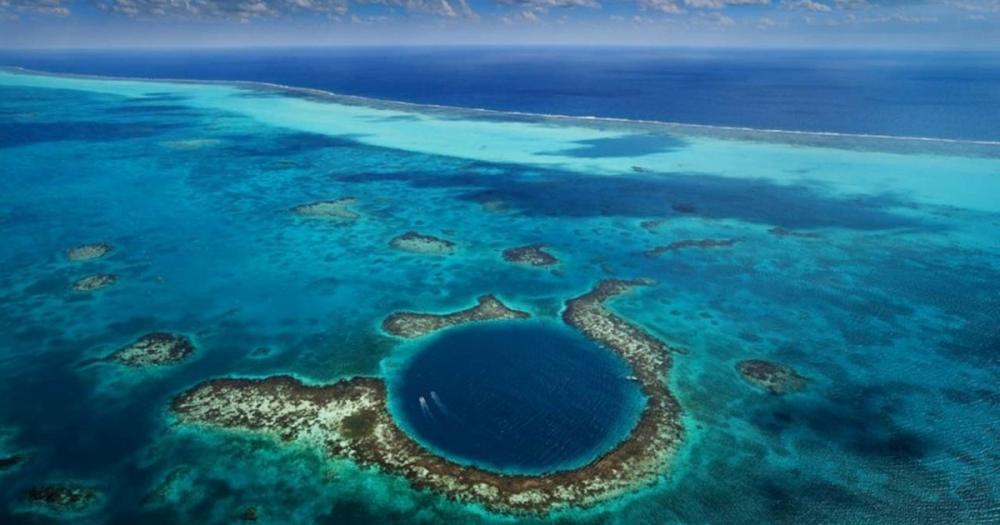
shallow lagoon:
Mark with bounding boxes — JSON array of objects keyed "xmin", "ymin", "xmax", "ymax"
[{"xmin": 0, "ymin": 67, "xmax": 998, "ymax": 524}]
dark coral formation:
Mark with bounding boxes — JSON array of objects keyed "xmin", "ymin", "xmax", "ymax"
[
  {"xmin": 171, "ymin": 279, "xmax": 683, "ymax": 514},
  {"xmin": 72, "ymin": 273, "xmax": 118, "ymax": 292},
  {"xmin": 248, "ymin": 347, "xmax": 273, "ymax": 359},
  {"xmin": 389, "ymin": 231, "xmax": 455, "ymax": 255},
  {"xmin": 645, "ymin": 238, "xmax": 738, "ymax": 257},
  {"xmin": 0, "ymin": 454, "xmax": 24, "ymax": 471},
  {"xmin": 639, "ymin": 219, "xmax": 668, "ymax": 232},
  {"xmin": 239, "ymin": 507, "xmax": 259, "ymax": 521},
  {"xmin": 65, "ymin": 242, "xmax": 113, "ymax": 262},
  {"xmin": 768, "ymin": 227, "xmax": 821, "ymax": 239},
  {"xmin": 737, "ymin": 359, "xmax": 808, "ymax": 394},
  {"xmin": 382, "ymin": 295, "xmax": 530, "ymax": 338},
  {"xmin": 143, "ymin": 466, "xmax": 193, "ymax": 506},
  {"xmin": 290, "ymin": 197, "xmax": 359, "ymax": 220},
  {"xmin": 108, "ymin": 332, "xmax": 196, "ymax": 367},
  {"xmin": 502, "ymin": 244, "xmax": 558, "ymax": 267},
  {"xmin": 21, "ymin": 484, "xmax": 100, "ymax": 514}
]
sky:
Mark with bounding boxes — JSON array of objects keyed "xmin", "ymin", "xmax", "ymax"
[{"xmin": 0, "ymin": 0, "xmax": 998, "ymax": 49}]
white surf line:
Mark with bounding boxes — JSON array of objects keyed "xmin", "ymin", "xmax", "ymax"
[{"xmin": 3, "ymin": 65, "xmax": 998, "ymax": 147}]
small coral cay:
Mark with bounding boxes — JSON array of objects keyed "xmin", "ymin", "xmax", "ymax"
[
  {"xmin": 108, "ymin": 332, "xmax": 196, "ymax": 367},
  {"xmin": 645, "ymin": 238, "xmax": 738, "ymax": 257},
  {"xmin": 737, "ymin": 359, "xmax": 808, "ymax": 394},
  {"xmin": 21, "ymin": 484, "xmax": 100, "ymax": 514},
  {"xmin": 383, "ymin": 295, "xmax": 529, "ymax": 338},
  {"xmin": 502, "ymin": 244, "xmax": 558, "ymax": 267},
  {"xmin": 290, "ymin": 197, "xmax": 359, "ymax": 220},
  {"xmin": 72, "ymin": 273, "xmax": 118, "ymax": 292},
  {"xmin": 172, "ymin": 279, "xmax": 683, "ymax": 514},
  {"xmin": 389, "ymin": 231, "xmax": 455, "ymax": 254},
  {"xmin": 65, "ymin": 242, "xmax": 113, "ymax": 262}
]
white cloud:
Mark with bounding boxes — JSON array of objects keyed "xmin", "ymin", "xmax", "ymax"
[
  {"xmin": 97, "ymin": 0, "xmax": 475, "ymax": 20},
  {"xmin": 782, "ymin": 0, "xmax": 831, "ymax": 11},
  {"xmin": 0, "ymin": 0, "xmax": 71, "ymax": 18}
]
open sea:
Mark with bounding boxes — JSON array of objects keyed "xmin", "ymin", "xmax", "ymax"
[{"xmin": 0, "ymin": 48, "xmax": 998, "ymax": 524}]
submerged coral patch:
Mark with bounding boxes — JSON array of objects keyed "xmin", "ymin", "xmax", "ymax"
[
  {"xmin": 502, "ymin": 244, "xmax": 558, "ymax": 267},
  {"xmin": 645, "ymin": 238, "xmax": 738, "ymax": 257},
  {"xmin": 20, "ymin": 483, "xmax": 101, "ymax": 515},
  {"xmin": 172, "ymin": 280, "xmax": 683, "ymax": 514},
  {"xmin": 290, "ymin": 197, "xmax": 360, "ymax": 221},
  {"xmin": 161, "ymin": 138, "xmax": 223, "ymax": 151},
  {"xmin": 768, "ymin": 227, "xmax": 821, "ymax": 239},
  {"xmin": 239, "ymin": 507, "xmax": 259, "ymax": 521},
  {"xmin": 388, "ymin": 231, "xmax": 455, "ymax": 254},
  {"xmin": 382, "ymin": 295, "xmax": 530, "ymax": 338},
  {"xmin": 108, "ymin": 332, "xmax": 195, "ymax": 367},
  {"xmin": 65, "ymin": 242, "xmax": 113, "ymax": 262},
  {"xmin": 737, "ymin": 359, "xmax": 809, "ymax": 394},
  {"xmin": 0, "ymin": 454, "xmax": 24, "ymax": 472},
  {"xmin": 143, "ymin": 466, "xmax": 193, "ymax": 506},
  {"xmin": 72, "ymin": 273, "xmax": 118, "ymax": 292}
]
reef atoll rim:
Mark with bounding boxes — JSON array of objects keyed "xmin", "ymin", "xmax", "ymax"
[
  {"xmin": 737, "ymin": 359, "xmax": 809, "ymax": 394},
  {"xmin": 109, "ymin": 332, "xmax": 196, "ymax": 367},
  {"xmin": 290, "ymin": 197, "xmax": 360, "ymax": 221},
  {"xmin": 502, "ymin": 244, "xmax": 558, "ymax": 267},
  {"xmin": 382, "ymin": 295, "xmax": 530, "ymax": 339},
  {"xmin": 65, "ymin": 242, "xmax": 113, "ymax": 262},
  {"xmin": 389, "ymin": 231, "xmax": 455, "ymax": 255},
  {"xmin": 72, "ymin": 273, "xmax": 118, "ymax": 292},
  {"xmin": 20, "ymin": 483, "xmax": 101, "ymax": 515},
  {"xmin": 171, "ymin": 280, "xmax": 682, "ymax": 514}
]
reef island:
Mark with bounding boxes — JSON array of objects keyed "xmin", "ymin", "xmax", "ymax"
[{"xmin": 171, "ymin": 280, "xmax": 682, "ymax": 514}]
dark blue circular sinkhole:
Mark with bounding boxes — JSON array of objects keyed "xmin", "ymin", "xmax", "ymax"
[{"xmin": 387, "ymin": 321, "xmax": 646, "ymax": 475}]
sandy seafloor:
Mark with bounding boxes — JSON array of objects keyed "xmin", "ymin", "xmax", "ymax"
[{"xmin": 0, "ymin": 67, "xmax": 998, "ymax": 524}]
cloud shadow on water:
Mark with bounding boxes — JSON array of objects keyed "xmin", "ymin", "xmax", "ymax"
[
  {"xmin": 337, "ymin": 165, "xmax": 926, "ymax": 231},
  {"xmin": 0, "ymin": 120, "xmax": 187, "ymax": 149},
  {"xmin": 541, "ymin": 133, "xmax": 687, "ymax": 158}
]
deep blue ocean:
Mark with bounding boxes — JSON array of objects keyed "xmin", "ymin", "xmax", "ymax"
[{"xmin": 1, "ymin": 47, "xmax": 999, "ymax": 141}]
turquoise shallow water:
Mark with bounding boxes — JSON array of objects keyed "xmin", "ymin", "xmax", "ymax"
[{"xmin": 0, "ymin": 68, "xmax": 998, "ymax": 524}]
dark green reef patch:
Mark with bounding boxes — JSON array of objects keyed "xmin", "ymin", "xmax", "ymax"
[
  {"xmin": 171, "ymin": 280, "xmax": 683, "ymax": 514},
  {"xmin": 65, "ymin": 242, "xmax": 113, "ymax": 262},
  {"xmin": 19, "ymin": 483, "xmax": 101, "ymax": 516},
  {"xmin": 382, "ymin": 295, "xmax": 530, "ymax": 338},
  {"xmin": 290, "ymin": 197, "xmax": 360, "ymax": 221},
  {"xmin": 388, "ymin": 231, "xmax": 455, "ymax": 254},
  {"xmin": 502, "ymin": 244, "xmax": 558, "ymax": 267},
  {"xmin": 0, "ymin": 454, "xmax": 24, "ymax": 472},
  {"xmin": 111, "ymin": 332, "xmax": 195, "ymax": 367},
  {"xmin": 645, "ymin": 238, "xmax": 739, "ymax": 257},
  {"xmin": 84, "ymin": 332, "xmax": 196, "ymax": 368},
  {"xmin": 72, "ymin": 273, "xmax": 118, "ymax": 292},
  {"xmin": 737, "ymin": 359, "xmax": 809, "ymax": 394}
]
